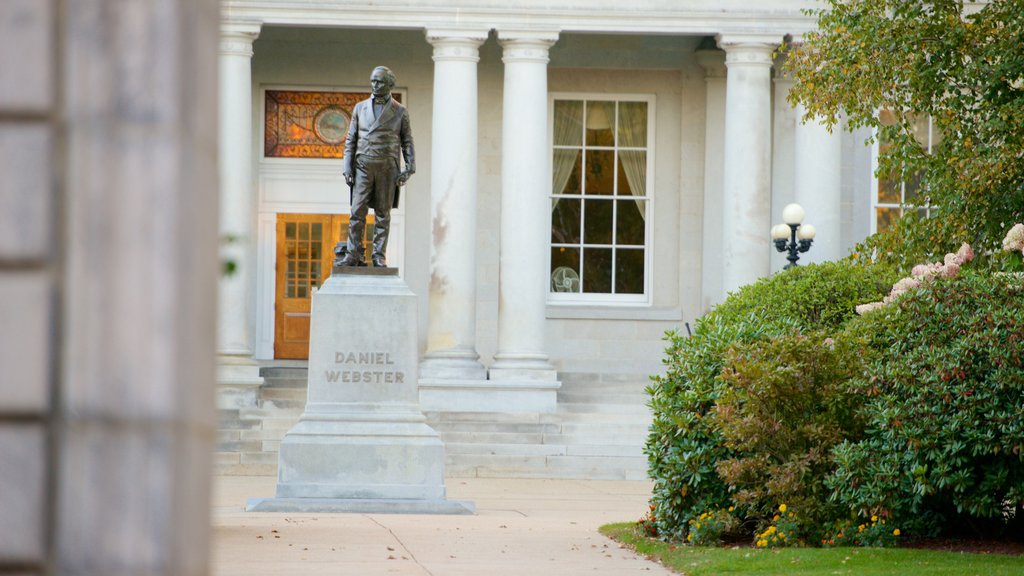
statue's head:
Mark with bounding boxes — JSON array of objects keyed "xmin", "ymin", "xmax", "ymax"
[{"xmin": 370, "ymin": 66, "xmax": 396, "ymax": 96}]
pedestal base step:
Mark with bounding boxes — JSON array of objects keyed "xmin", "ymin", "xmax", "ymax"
[{"xmin": 245, "ymin": 497, "xmax": 475, "ymax": 515}]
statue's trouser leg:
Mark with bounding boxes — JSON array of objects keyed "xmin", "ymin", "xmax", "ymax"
[
  {"xmin": 367, "ymin": 158, "xmax": 398, "ymax": 262},
  {"xmin": 346, "ymin": 158, "xmax": 373, "ymax": 261}
]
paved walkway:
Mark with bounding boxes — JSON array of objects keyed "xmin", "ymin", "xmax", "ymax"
[{"xmin": 211, "ymin": 475, "xmax": 675, "ymax": 575}]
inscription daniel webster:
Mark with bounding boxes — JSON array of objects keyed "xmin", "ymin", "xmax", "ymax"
[{"xmin": 325, "ymin": 351, "xmax": 405, "ymax": 384}]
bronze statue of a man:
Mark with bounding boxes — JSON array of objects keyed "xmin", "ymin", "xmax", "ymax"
[{"xmin": 337, "ymin": 66, "xmax": 415, "ymax": 268}]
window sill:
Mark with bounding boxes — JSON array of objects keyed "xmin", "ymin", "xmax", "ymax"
[{"xmin": 545, "ymin": 305, "xmax": 682, "ymax": 321}]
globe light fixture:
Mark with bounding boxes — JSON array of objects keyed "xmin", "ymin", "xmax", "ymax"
[{"xmin": 773, "ymin": 203, "xmax": 815, "ymax": 269}]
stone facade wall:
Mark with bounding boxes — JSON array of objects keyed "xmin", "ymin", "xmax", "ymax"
[{"xmin": 0, "ymin": 1, "xmax": 218, "ymax": 574}]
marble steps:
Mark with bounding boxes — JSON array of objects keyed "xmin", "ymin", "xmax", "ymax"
[{"xmin": 216, "ymin": 367, "xmax": 654, "ymax": 480}]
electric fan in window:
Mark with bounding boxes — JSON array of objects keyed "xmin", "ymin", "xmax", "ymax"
[{"xmin": 551, "ymin": 266, "xmax": 581, "ymax": 293}]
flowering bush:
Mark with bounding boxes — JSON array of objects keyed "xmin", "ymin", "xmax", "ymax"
[
  {"xmin": 832, "ymin": 270, "xmax": 1024, "ymax": 536},
  {"xmin": 715, "ymin": 333, "xmax": 867, "ymax": 542},
  {"xmin": 856, "ymin": 243, "xmax": 974, "ymax": 315},
  {"xmin": 754, "ymin": 504, "xmax": 802, "ymax": 548},
  {"xmin": 822, "ymin": 515, "xmax": 900, "ymax": 548},
  {"xmin": 646, "ymin": 262, "xmax": 897, "ymax": 540},
  {"xmin": 999, "ymin": 223, "xmax": 1024, "ymax": 272},
  {"xmin": 686, "ymin": 508, "xmax": 737, "ymax": 546}
]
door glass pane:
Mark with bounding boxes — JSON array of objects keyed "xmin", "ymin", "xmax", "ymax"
[
  {"xmin": 299, "ymin": 223, "xmax": 309, "ymax": 240},
  {"xmin": 286, "ymin": 222, "xmax": 296, "ymax": 239},
  {"xmin": 312, "ymin": 223, "xmax": 322, "ymax": 241}
]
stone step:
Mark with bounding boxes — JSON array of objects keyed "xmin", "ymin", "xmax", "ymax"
[
  {"xmin": 423, "ymin": 411, "xmax": 544, "ymax": 424},
  {"xmin": 556, "ymin": 401, "xmax": 651, "ymax": 415},
  {"xmin": 556, "ymin": 390, "xmax": 649, "ymax": 405},
  {"xmin": 259, "ymin": 387, "xmax": 307, "ymax": 403},
  {"xmin": 427, "ymin": 420, "xmax": 561, "ymax": 435},
  {"xmin": 239, "ymin": 407, "xmax": 303, "ymax": 420},
  {"xmin": 435, "ymin": 431, "xmax": 546, "ymax": 445},
  {"xmin": 444, "ymin": 442, "xmax": 568, "ymax": 457},
  {"xmin": 444, "ymin": 454, "xmax": 648, "ymax": 481},
  {"xmin": 541, "ymin": 432, "xmax": 648, "ymax": 447},
  {"xmin": 259, "ymin": 366, "xmax": 309, "ymax": 387}
]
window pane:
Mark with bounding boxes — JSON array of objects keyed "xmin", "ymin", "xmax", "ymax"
[
  {"xmin": 553, "ymin": 100, "xmax": 584, "ymax": 146},
  {"xmin": 582, "ymin": 248, "xmax": 612, "ymax": 293},
  {"xmin": 618, "ymin": 151, "xmax": 646, "ymax": 211},
  {"xmin": 298, "ymin": 242, "xmax": 308, "ymax": 260},
  {"xmin": 298, "ymin": 223, "xmax": 309, "ymax": 240},
  {"xmin": 312, "ymin": 223, "xmax": 322, "ymax": 241},
  {"xmin": 583, "ymin": 199, "xmax": 613, "ymax": 245},
  {"xmin": 912, "ymin": 115, "xmax": 930, "ymax": 150},
  {"xmin": 551, "ymin": 198, "xmax": 582, "ymax": 244},
  {"xmin": 550, "ymin": 247, "xmax": 581, "ymax": 293},
  {"xmin": 615, "ymin": 248, "xmax": 645, "ymax": 294},
  {"xmin": 878, "ymin": 172, "xmax": 901, "ymax": 205},
  {"xmin": 311, "ymin": 243, "xmax": 321, "ymax": 260},
  {"xmin": 617, "ymin": 101, "xmax": 647, "ymax": 148},
  {"xmin": 285, "ymin": 222, "xmax": 296, "ymax": 239},
  {"xmin": 311, "ymin": 262, "xmax": 321, "ymax": 280},
  {"xmin": 553, "ymin": 150, "xmax": 582, "ymax": 195},
  {"xmin": 585, "ymin": 101, "xmax": 614, "ymax": 147},
  {"xmin": 584, "ymin": 150, "xmax": 614, "ymax": 195},
  {"xmin": 905, "ymin": 171, "xmax": 922, "ymax": 203},
  {"xmin": 616, "ymin": 200, "xmax": 645, "ymax": 246},
  {"xmin": 876, "ymin": 207, "xmax": 901, "ymax": 232}
]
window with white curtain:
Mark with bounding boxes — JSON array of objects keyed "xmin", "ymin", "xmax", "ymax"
[{"xmin": 549, "ymin": 96, "xmax": 652, "ymax": 303}]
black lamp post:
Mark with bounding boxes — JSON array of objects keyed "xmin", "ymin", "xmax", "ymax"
[{"xmin": 771, "ymin": 203, "xmax": 816, "ymax": 269}]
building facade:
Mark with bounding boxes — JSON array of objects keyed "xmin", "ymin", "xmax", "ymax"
[{"xmin": 217, "ymin": 0, "xmax": 877, "ymax": 432}]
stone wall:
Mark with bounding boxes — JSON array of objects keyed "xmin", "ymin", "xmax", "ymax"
[{"xmin": 0, "ymin": 1, "xmax": 218, "ymax": 574}]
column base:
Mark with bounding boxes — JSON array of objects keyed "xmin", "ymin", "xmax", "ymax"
[
  {"xmin": 489, "ymin": 354, "xmax": 558, "ymax": 382},
  {"xmin": 420, "ymin": 349, "xmax": 487, "ymax": 380},
  {"xmin": 216, "ymin": 355, "xmax": 264, "ymax": 409}
]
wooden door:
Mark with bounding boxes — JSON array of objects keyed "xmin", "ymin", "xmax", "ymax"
[{"xmin": 273, "ymin": 213, "xmax": 373, "ymax": 359}]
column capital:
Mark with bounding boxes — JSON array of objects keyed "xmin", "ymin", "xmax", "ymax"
[
  {"xmin": 220, "ymin": 21, "xmax": 262, "ymax": 58},
  {"xmin": 497, "ymin": 30, "xmax": 559, "ymax": 64},
  {"xmin": 425, "ymin": 29, "xmax": 489, "ymax": 63},
  {"xmin": 695, "ymin": 47, "xmax": 727, "ymax": 79},
  {"xmin": 715, "ymin": 33, "xmax": 779, "ymax": 68}
]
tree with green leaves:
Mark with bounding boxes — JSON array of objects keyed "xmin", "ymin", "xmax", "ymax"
[{"xmin": 786, "ymin": 0, "xmax": 1024, "ymax": 270}]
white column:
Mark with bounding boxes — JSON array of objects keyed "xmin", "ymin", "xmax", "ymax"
[
  {"xmin": 218, "ymin": 22, "xmax": 260, "ymax": 357},
  {"xmin": 794, "ymin": 103, "xmax": 843, "ymax": 263},
  {"xmin": 718, "ymin": 35, "xmax": 777, "ymax": 294},
  {"xmin": 491, "ymin": 30, "xmax": 559, "ymax": 381},
  {"xmin": 421, "ymin": 29, "xmax": 489, "ymax": 380},
  {"xmin": 696, "ymin": 45, "xmax": 727, "ymax": 312}
]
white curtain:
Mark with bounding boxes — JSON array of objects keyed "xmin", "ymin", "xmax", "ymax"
[
  {"xmin": 617, "ymin": 102, "xmax": 647, "ymax": 218},
  {"xmin": 552, "ymin": 101, "xmax": 584, "ymax": 210}
]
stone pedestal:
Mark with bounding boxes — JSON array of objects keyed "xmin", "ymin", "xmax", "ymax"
[{"xmin": 247, "ymin": 269, "xmax": 473, "ymax": 514}]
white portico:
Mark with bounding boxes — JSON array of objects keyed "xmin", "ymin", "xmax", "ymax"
[{"xmin": 214, "ymin": 0, "xmax": 871, "ymax": 476}]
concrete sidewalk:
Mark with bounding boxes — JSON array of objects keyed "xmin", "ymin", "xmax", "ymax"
[{"xmin": 211, "ymin": 475, "xmax": 675, "ymax": 575}]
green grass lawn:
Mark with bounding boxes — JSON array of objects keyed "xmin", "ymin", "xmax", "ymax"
[{"xmin": 600, "ymin": 523, "xmax": 1024, "ymax": 576}]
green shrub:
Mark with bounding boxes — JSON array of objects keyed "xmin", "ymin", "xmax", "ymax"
[
  {"xmin": 829, "ymin": 271, "xmax": 1024, "ymax": 536},
  {"xmin": 686, "ymin": 508, "xmax": 738, "ymax": 546},
  {"xmin": 645, "ymin": 261, "xmax": 899, "ymax": 539},
  {"xmin": 714, "ymin": 333, "xmax": 869, "ymax": 541}
]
